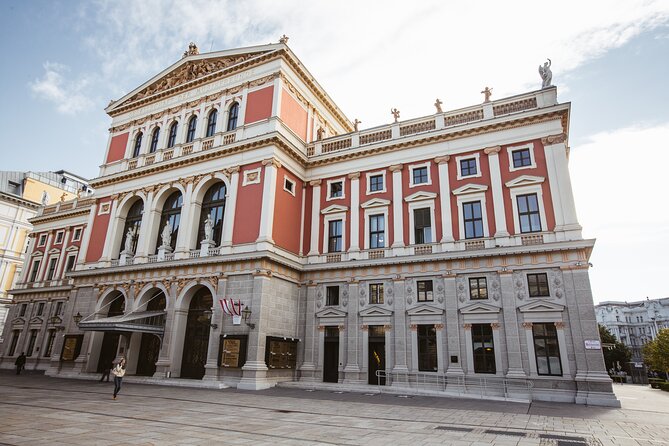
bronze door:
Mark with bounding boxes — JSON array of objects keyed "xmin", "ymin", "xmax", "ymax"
[
  {"xmin": 368, "ymin": 329, "xmax": 386, "ymax": 385},
  {"xmin": 136, "ymin": 334, "xmax": 161, "ymax": 376},
  {"xmin": 97, "ymin": 333, "xmax": 119, "ymax": 373},
  {"xmin": 180, "ymin": 289, "xmax": 213, "ymax": 379},
  {"xmin": 323, "ymin": 327, "xmax": 339, "ymax": 383}
]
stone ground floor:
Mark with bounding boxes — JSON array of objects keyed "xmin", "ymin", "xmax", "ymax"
[{"xmin": 0, "ymin": 372, "xmax": 667, "ymax": 446}]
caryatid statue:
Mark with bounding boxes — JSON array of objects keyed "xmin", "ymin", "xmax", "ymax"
[{"xmin": 539, "ymin": 58, "xmax": 552, "ymax": 89}]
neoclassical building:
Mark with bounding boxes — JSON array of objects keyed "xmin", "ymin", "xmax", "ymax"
[{"xmin": 0, "ymin": 40, "xmax": 617, "ymax": 406}]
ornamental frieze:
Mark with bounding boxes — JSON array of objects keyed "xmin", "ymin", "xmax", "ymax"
[{"xmin": 541, "ymin": 133, "xmax": 567, "ymax": 145}]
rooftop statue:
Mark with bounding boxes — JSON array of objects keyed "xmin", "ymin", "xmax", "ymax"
[{"xmin": 539, "ymin": 59, "xmax": 552, "ymax": 89}]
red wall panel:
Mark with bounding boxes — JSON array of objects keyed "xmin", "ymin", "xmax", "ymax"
[
  {"xmin": 232, "ymin": 163, "xmax": 263, "ymax": 244},
  {"xmin": 272, "ymin": 166, "xmax": 302, "ymax": 254},
  {"xmin": 85, "ymin": 201, "xmax": 111, "ymax": 262},
  {"xmin": 106, "ymin": 133, "xmax": 129, "ymax": 164},
  {"xmin": 280, "ymin": 88, "xmax": 308, "ymax": 141},
  {"xmin": 244, "ymin": 86, "xmax": 274, "ymax": 124}
]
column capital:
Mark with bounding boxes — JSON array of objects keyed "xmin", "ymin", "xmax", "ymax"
[
  {"xmin": 484, "ymin": 145, "xmax": 501, "ymax": 155},
  {"xmin": 338, "ymin": 324, "xmax": 346, "ymax": 332},
  {"xmin": 262, "ymin": 158, "xmax": 282, "ymax": 169},
  {"xmin": 522, "ymin": 322, "xmax": 533, "ymax": 329},
  {"xmin": 554, "ymin": 321, "xmax": 565, "ymax": 329},
  {"xmin": 491, "ymin": 322, "xmax": 501, "ymax": 330},
  {"xmin": 434, "ymin": 155, "xmax": 450, "ymax": 164},
  {"xmin": 389, "ymin": 164, "xmax": 403, "ymax": 173},
  {"xmin": 409, "ymin": 324, "xmax": 417, "ymax": 331},
  {"xmin": 435, "ymin": 324, "xmax": 445, "ymax": 330},
  {"xmin": 347, "ymin": 172, "xmax": 361, "ymax": 180},
  {"xmin": 309, "ymin": 179, "xmax": 322, "ymax": 187},
  {"xmin": 383, "ymin": 324, "xmax": 392, "ymax": 332},
  {"xmin": 226, "ymin": 165, "xmax": 241, "ymax": 174},
  {"xmin": 361, "ymin": 324, "xmax": 369, "ymax": 331},
  {"xmin": 541, "ymin": 133, "xmax": 567, "ymax": 145},
  {"xmin": 463, "ymin": 323, "xmax": 472, "ymax": 330}
]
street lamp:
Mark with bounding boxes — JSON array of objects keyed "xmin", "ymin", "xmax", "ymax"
[
  {"xmin": 242, "ymin": 306, "xmax": 255, "ymax": 329},
  {"xmin": 72, "ymin": 312, "xmax": 83, "ymax": 324}
]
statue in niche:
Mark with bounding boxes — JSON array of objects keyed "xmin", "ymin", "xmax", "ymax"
[
  {"xmin": 123, "ymin": 227, "xmax": 136, "ymax": 254},
  {"xmin": 161, "ymin": 222, "xmax": 172, "ymax": 248},
  {"xmin": 539, "ymin": 59, "xmax": 552, "ymax": 89},
  {"xmin": 203, "ymin": 215, "xmax": 214, "ymax": 242}
]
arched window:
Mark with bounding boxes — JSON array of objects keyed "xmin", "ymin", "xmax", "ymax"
[
  {"xmin": 107, "ymin": 294, "xmax": 125, "ymax": 317},
  {"xmin": 206, "ymin": 109, "xmax": 217, "ymax": 137},
  {"xmin": 197, "ymin": 183, "xmax": 226, "ymax": 246},
  {"xmin": 167, "ymin": 122, "xmax": 178, "ymax": 148},
  {"xmin": 149, "ymin": 127, "xmax": 160, "ymax": 153},
  {"xmin": 156, "ymin": 191, "xmax": 183, "ymax": 253},
  {"xmin": 132, "ymin": 132, "xmax": 143, "ymax": 157},
  {"xmin": 119, "ymin": 200, "xmax": 143, "ymax": 255},
  {"xmin": 227, "ymin": 103, "xmax": 239, "ymax": 132},
  {"xmin": 186, "ymin": 116, "xmax": 197, "ymax": 143}
]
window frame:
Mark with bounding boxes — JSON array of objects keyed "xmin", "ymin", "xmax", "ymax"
[
  {"xmin": 64, "ymin": 254, "xmax": 77, "ymax": 273},
  {"xmin": 149, "ymin": 126, "xmax": 160, "ymax": 153},
  {"xmin": 462, "ymin": 200, "xmax": 485, "ymax": 239},
  {"xmin": 155, "ymin": 191, "xmax": 183, "ymax": 253},
  {"xmin": 527, "ymin": 273, "xmax": 550, "ymax": 297},
  {"xmin": 507, "ymin": 143, "xmax": 536, "ymax": 172},
  {"xmin": 469, "ymin": 277, "xmax": 488, "ymax": 300},
  {"xmin": 508, "ymin": 184, "xmax": 547, "ymax": 236},
  {"xmin": 409, "ymin": 162, "xmax": 432, "ymax": 187},
  {"xmin": 326, "ymin": 286, "xmax": 339, "ymax": 306},
  {"xmin": 416, "ymin": 280, "xmax": 434, "ymax": 302},
  {"xmin": 45, "ymin": 256, "xmax": 58, "ymax": 281},
  {"xmin": 456, "ymin": 153, "xmax": 482, "ymax": 180},
  {"xmin": 226, "ymin": 102, "xmax": 239, "ymax": 132},
  {"xmin": 322, "ymin": 212, "xmax": 347, "ymax": 254},
  {"xmin": 54, "ymin": 230, "xmax": 64, "ymax": 244},
  {"xmin": 369, "ymin": 283, "xmax": 384, "ymax": 304},
  {"xmin": 38, "ymin": 234, "xmax": 47, "ymax": 247},
  {"xmin": 28, "ymin": 259, "xmax": 41, "ymax": 282},
  {"xmin": 456, "ymin": 192, "xmax": 489, "ymax": 241},
  {"xmin": 366, "ymin": 170, "xmax": 387, "ymax": 194},
  {"xmin": 167, "ymin": 121, "xmax": 178, "ymax": 148},
  {"xmin": 471, "ymin": 323, "xmax": 496, "ymax": 374},
  {"xmin": 72, "ymin": 227, "xmax": 82, "ymax": 241},
  {"xmin": 326, "ymin": 178, "xmax": 345, "ymax": 201},
  {"xmin": 132, "ymin": 131, "xmax": 143, "ymax": 158},
  {"xmin": 283, "ymin": 177, "xmax": 296, "ymax": 196},
  {"xmin": 408, "ymin": 201, "xmax": 435, "ymax": 245},
  {"xmin": 368, "ymin": 214, "xmax": 386, "ymax": 249},
  {"xmin": 327, "ymin": 219, "xmax": 343, "ymax": 253},
  {"xmin": 417, "ymin": 324, "xmax": 438, "ymax": 372},
  {"xmin": 532, "ymin": 323, "xmax": 563, "ymax": 376},
  {"xmin": 186, "ymin": 115, "xmax": 197, "ymax": 143},
  {"xmin": 516, "ymin": 193, "xmax": 542, "ymax": 233},
  {"xmin": 206, "ymin": 109, "xmax": 218, "ymax": 137}
]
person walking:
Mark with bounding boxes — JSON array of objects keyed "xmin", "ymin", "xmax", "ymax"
[
  {"xmin": 99, "ymin": 360, "xmax": 112, "ymax": 382},
  {"xmin": 111, "ymin": 358, "xmax": 126, "ymax": 400},
  {"xmin": 14, "ymin": 353, "xmax": 26, "ymax": 375}
]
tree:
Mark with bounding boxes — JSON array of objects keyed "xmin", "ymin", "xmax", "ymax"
[
  {"xmin": 598, "ymin": 324, "xmax": 631, "ymax": 372},
  {"xmin": 643, "ymin": 328, "xmax": 669, "ymax": 375}
]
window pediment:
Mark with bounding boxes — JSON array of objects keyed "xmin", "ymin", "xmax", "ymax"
[
  {"xmin": 359, "ymin": 306, "xmax": 393, "ymax": 317},
  {"xmin": 316, "ymin": 307, "xmax": 347, "ymax": 318},
  {"xmin": 29, "ymin": 316, "xmax": 44, "ymax": 325},
  {"xmin": 406, "ymin": 304, "xmax": 444, "ymax": 316},
  {"xmin": 31, "ymin": 251, "xmax": 44, "ymax": 257},
  {"xmin": 518, "ymin": 300, "xmax": 564, "ymax": 313},
  {"xmin": 65, "ymin": 245, "xmax": 80, "ymax": 252},
  {"xmin": 404, "ymin": 191, "xmax": 437, "ymax": 203},
  {"xmin": 452, "ymin": 183, "xmax": 488, "ymax": 196},
  {"xmin": 361, "ymin": 198, "xmax": 391, "ymax": 209},
  {"xmin": 48, "ymin": 248, "xmax": 60, "ymax": 255},
  {"xmin": 505, "ymin": 175, "xmax": 545, "ymax": 188},
  {"xmin": 12, "ymin": 317, "xmax": 26, "ymax": 326},
  {"xmin": 460, "ymin": 302, "xmax": 501, "ymax": 314},
  {"xmin": 321, "ymin": 204, "xmax": 349, "ymax": 215}
]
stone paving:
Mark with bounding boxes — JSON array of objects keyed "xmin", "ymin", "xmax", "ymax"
[{"xmin": 0, "ymin": 373, "xmax": 668, "ymax": 445}]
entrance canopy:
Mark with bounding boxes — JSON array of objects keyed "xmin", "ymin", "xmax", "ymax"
[{"xmin": 78, "ymin": 311, "xmax": 166, "ymax": 335}]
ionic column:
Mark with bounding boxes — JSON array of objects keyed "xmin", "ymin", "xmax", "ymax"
[
  {"xmin": 307, "ymin": 180, "xmax": 321, "ymax": 256},
  {"xmin": 221, "ymin": 167, "xmax": 240, "ymax": 247},
  {"xmin": 500, "ymin": 270, "xmax": 526, "ymax": 378},
  {"xmin": 348, "ymin": 172, "xmax": 360, "ymax": 254},
  {"xmin": 389, "ymin": 164, "xmax": 404, "ymax": 248},
  {"xmin": 435, "ymin": 156, "xmax": 454, "ymax": 245},
  {"xmin": 484, "ymin": 146, "xmax": 510, "ymax": 241},
  {"xmin": 256, "ymin": 158, "xmax": 280, "ymax": 244}
]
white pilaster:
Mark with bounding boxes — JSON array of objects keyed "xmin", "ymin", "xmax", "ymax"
[
  {"xmin": 134, "ymin": 191, "xmax": 155, "ymax": 261},
  {"xmin": 174, "ymin": 182, "xmax": 194, "ymax": 259},
  {"xmin": 436, "ymin": 324, "xmax": 445, "ymax": 373},
  {"xmin": 543, "ymin": 136, "xmax": 582, "ymax": 240},
  {"xmin": 100, "ymin": 198, "xmax": 119, "ymax": 262},
  {"xmin": 484, "ymin": 146, "xmax": 510, "ymax": 241},
  {"xmin": 270, "ymin": 74, "xmax": 282, "ymax": 117},
  {"xmin": 256, "ymin": 159, "xmax": 280, "ymax": 244},
  {"xmin": 524, "ymin": 323, "xmax": 537, "ymax": 375},
  {"xmin": 390, "ymin": 165, "xmax": 404, "ymax": 248},
  {"xmin": 221, "ymin": 167, "xmax": 240, "ymax": 247},
  {"xmin": 77, "ymin": 203, "xmax": 97, "ymax": 267},
  {"xmin": 435, "ymin": 156, "xmax": 454, "ymax": 246},
  {"xmin": 348, "ymin": 172, "xmax": 360, "ymax": 254},
  {"xmin": 463, "ymin": 324, "xmax": 473, "ymax": 374},
  {"xmin": 410, "ymin": 325, "xmax": 418, "ymax": 371},
  {"xmin": 307, "ymin": 180, "xmax": 321, "ymax": 256}
]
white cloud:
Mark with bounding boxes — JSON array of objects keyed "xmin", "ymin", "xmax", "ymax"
[
  {"xmin": 570, "ymin": 123, "xmax": 669, "ymax": 302},
  {"xmin": 29, "ymin": 62, "xmax": 93, "ymax": 114}
]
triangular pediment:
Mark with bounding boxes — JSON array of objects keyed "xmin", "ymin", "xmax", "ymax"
[
  {"xmin": 518, "ymin": 299, "xmax": 565, "ymax": 313},
  {"xmin": 407, "ymin": 304, "xmax": 444, "ymax": 316},
  {"xmin": 404, "ymin": 191, "xmax": 437, "ymax": 202},
  {"xmin": 31, "ymin": 251, "xmax": 44, "ymax": 257},
  {"xmin": 65, "ymin": 245, "xmax": 79, "ymax": 252},
  {"xmin": 321, "ymin": 204, "xmax": 349, "ymax": 214},
  {"xmin": 505, "ymin": 175, "xmax": 545, "ymax": 188},
  {"xmin": 316, "ymin": 307, "xmax": 347, "ymax": 318},
  {"xmin": 107, "ymin": 45, "xmax": 280, "ymax": 112},
  {"xmin": 452, "ymin": 183, "xmax": 488, "ymax": 195},
  {"xmin": 361, "ymin": 198, "xmax": 391, "ymax": 209},
  {"xmin": 12, "ymin": 317, "xmax": 26, "ymax": 326},
  {"xmin": 29, "ymin": 316, "xmax": 44, "ymax": 325},
  {"xmin": 48, "ymin": 248, "xmax": 60, "ymax": 255},
  {"xmin": 460, "ymin": 302, "xmax": 501, "ymax": 314},
  {"xmin": 49, "ymin": 315, "xmax": 63, "ymax": 325},
  {"xmin": 359, "ymin": 306, "xmax": 393, "ymax": 317}
]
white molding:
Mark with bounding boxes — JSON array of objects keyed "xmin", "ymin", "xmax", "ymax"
[
  {"xmin": 242, "ymin": 167, "xmax": 261, "ymax": 186},
  {"xmin": 360, "ymin": 198, "xmax": 391, "ymax": 209},
  {"xmin": 321, "ymin": 204, "xmax": 349, "ymax": 214},
  {"xmin": 509, "ymin": 184, "xmax": 547, "ymax": 235},
  {"xmin": 72, "ymin": 227, "xmax": 83, "ymax": 242},
  {"xmin": 404, "ymin": 191, "xmax": 437, "ymax": 202},
  {"xmin": 37, "ymin": 234, "xmax": 47, "ymax": 246},
  {"xmin": 54, "ymin": 230, "xmax": 65, "ymax": 244},
  {"xmin": 456, "ymin": 153, "xmax": 482, "ymax": 180},
  {"xmin": 407, "ymin": 199, "xmax": 436, "ymax": 245},
  {"xmin": 507, "ymin": 142, "xmax": 537, "ymax": 172},
  {"xmin": 322, "ymin": 212, "xmax": 346, "ymax": 254},
  {"xmin": 365, "ymin": 170, "xmax": 387, "ymax": 195},
  {"xmin": 452, "ymin": 183, "xmax": 488, "ymax": 195},
  {"xmin": 408, "ymin": 161, "xmax": 432, "ymax": 188},
  {"xmin": 456, "ymin": 192, "xmax": 490, "ymax": 239},
  {"xmin": 283, "ymin": 176, "xmax": 296, "ymax": 196},
  {"xmin": 363, "ymin": 206, "xmax": 389, "ymax": 250},
  {"xmin": 505, "ymin": 175, "xmax": 545, "ymax": 188},
  {"xmin": 326, "ymin": 177, "xmax": 346, "ymax": 201}
]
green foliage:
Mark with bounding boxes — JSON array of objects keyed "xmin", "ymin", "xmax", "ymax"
[
  {"xmin": 659, "ymin": 382, "xmax": 669, "ymax": 392},
  {"xmin": 643, "ymin": 328, "xmax": 669, "ymax": 373},
  {"xmin": 598, "ymin": 324, "xmax": 632, "ymax": 371}
]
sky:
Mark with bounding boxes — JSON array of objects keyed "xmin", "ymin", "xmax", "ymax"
[{"xmin": 0, "ymin": 0, "xmax": 668, "ymax": 303}]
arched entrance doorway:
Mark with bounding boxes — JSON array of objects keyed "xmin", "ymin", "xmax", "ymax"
[
  {"xmin": 135, "ymin": 290, "xmax": 166, "ymax": 376},
  {"xmin": 180, "ymin": 287, "xmax": 213, "ymax": 379},
  {"xmin": 97, "ymin": 292, "xmax": 124, "ymax": 373}
]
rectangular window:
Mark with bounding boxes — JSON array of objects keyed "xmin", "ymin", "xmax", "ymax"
[
  {"xmin": 369, "ymin": 214, "xmax": 385, "ymax": 248},
  {"xmin": 19, "ymin": 303, "xmax": 27, "ymax": 317},
  {"xmin": 38, "ymin": 234, "xmax": 47, "ymax": 246},
  {"xmin": 219, "ymin": 335, "xmax": 248, "ymax": 368},
  {"xmin": 369, "ymin": 283, "xmax": 384, "ymax": 304},
  {"xmin": 265, "ymin": 337, "xmax": 298, "ymax": 370},
  {"xmin": 412, "ymin": 167, "xmax": 428, "ymax": 185},
  {"xmin": 527, "ymin": 273, "xmax": 550, "ymax": 297},
  {"xmin": 417, "ymin": 280, "xmax": 434, "ymax": 302},
  {"xmin": 329, "ymin": 181, "xmax": 343, "ymax": 198},
  {"xmin": 469, "ymin": 277, "xmax": 488, "ymax": 300},
  {"xmin": 8, "ymin": 331, "xmax": 20, "ymax": 356},
  {"xmin": 472, "ymin": 324, "xmax": 496, "ymax": 373},
  {"xmin": 29, "ymin": 260, "xmax": 41, "ymax": 282},
  {"xmin": 37, "ymin": 302, "xmax": 45, "ymax": 316},
  {"xmin": 417, "ymin": 325, "xmax": 438, "ymax": 372},
  {"xmin": 326, "ymin": 286, "xmax": 339, "ymax": 306},
  {"xmin": 369, "ymin": 174, "xmax": 384, "ymax": 192},
  {"xmin": 463, "ymin": 201, "xmax": 484, "ymax": 239},
  {"xmin": 54, "ymin": 301, "xmax": 63, "ymax": 315},
  {"xmin": 46, "ymin": 258, "xmax": 58, "ymax": 281},
  {"xmin": 517, "ymin": 194, "xmax": 542, "ymax": 233},
  {"xmin": 413, "ymin": 208, "xmax": 432, "ymax": 244},
  {"xmin": 65, "ymin": 256, "xmax": 76, "ymax": 273},
  {"xmin": 73, "ymin": 228, "xmax": 82, "ymax": 241},
  {"xmin": 328, "ymin": 220, "xmax": 342, "ymax": 252},
  {"xmin": 283, "ymin": 178, "xmax": 295, "ymax": 195},
  {"xmin": 7, "ymin": 180, "xmax": 21, "ymax": 196},
  {"xmin": 460, "ymin": 158, "xmax": 478, "ymax": 177},
  {"xmin": 44, "ymin": 330, "xmax": 56, "ymax": 357},
  {"xmin": 55, "ymin": 231, "xmax": 64, "ymax": 244},
  {"xmin": 26, "ymin": 330, "xmax": 38, "ymax": 357},
  {"xmin": 533, "ymin": 323, "xmax": 562, "ymax": 376},
  {"xmin": 512, "ymin": 149, "xmax": 532, "ymax": 168}
]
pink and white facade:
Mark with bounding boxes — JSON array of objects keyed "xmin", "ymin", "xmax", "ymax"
[{"xmin": 0, "ymin": 41, "xmax": 617, "ymax": 406}]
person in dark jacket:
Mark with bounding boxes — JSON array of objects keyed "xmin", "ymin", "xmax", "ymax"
[
  {"xmin": 15, "ymin": 353, "xmax": 26, "ymax": 375},
  {"xmin": 99, "ymin": 360, "xmax": 112, "ymax": 382}
]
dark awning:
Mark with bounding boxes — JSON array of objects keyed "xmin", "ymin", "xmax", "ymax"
[{"xmin": 78, "ymin": 311, "xmax": 166, "ymax": 335}]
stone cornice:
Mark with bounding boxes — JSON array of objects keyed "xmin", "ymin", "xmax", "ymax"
[{"xmin": 28, "ymin": 207, "xmax": 92, "ymax": 225}]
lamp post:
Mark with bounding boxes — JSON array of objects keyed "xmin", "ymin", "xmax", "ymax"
[
  {"xmin": 72, "ymin": 312, "xmax": 83, "ymax": 325},
  {"xmin": 242, "ymin": 306, "xmax": 255, "ymax": 329}
]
